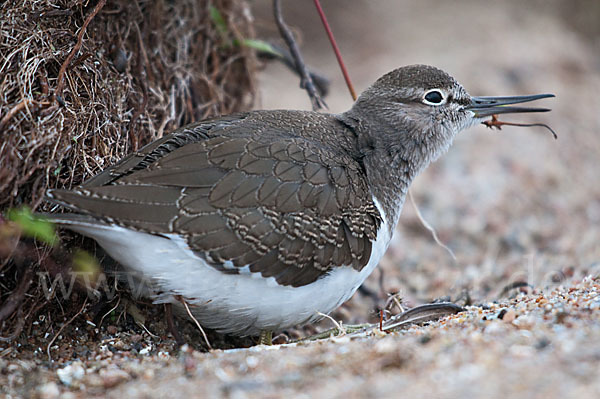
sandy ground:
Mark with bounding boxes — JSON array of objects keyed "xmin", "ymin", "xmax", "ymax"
[{"xmin": 2, "ymin": 0, "xmax": 600, "ymax": 397}]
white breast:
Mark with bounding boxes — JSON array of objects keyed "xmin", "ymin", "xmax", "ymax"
[{"xmin": 67, "ymin": 198, "xmax": 395, "ymax": 336}]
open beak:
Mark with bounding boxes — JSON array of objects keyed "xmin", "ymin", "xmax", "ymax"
[{"xmin": 467, "ymin": 94, "xmax": 555, "ymax": 118}]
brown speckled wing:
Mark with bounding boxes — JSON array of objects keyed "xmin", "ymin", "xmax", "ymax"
[{"xmin": 49, "ymin": 111, "xmax": 382, "ymax": 287}]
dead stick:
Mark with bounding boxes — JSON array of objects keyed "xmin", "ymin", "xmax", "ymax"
[
  {"xmin": 258, "ymin": 42, "xmax": 331, "ymax": 97},
  {"xmin": 54, "ymin": 0, "xmax": 107, "ymax": 104},
  {"xmin": 273, "ymin": 0, "xmax": 326, "ymax": 110}
]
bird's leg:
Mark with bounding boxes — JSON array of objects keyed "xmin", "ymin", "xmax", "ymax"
[{"xmin": 258, "ymin": 330, "xmax": 273, "ymax": 345}]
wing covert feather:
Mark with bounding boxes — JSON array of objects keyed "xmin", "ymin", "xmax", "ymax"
[{"xmin": 49, "ymin": 111, "xmax": 382, "ymax": 287}]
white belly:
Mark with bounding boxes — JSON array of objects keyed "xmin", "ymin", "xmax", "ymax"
[{"xmin": 65, "ymin": 199, "xmax": 395, "ymax": 336}]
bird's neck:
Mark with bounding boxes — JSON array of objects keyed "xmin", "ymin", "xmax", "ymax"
[{"xmin": 337, "ymin": 111, "xmax": 447, "ymax": 229}]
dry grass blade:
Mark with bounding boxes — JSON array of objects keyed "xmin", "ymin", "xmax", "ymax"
[
  {"xmin": 46, "ymin": 298, "xmax": 88, "ymax": 361},
  {"xmin": 316, "ymin": 311, "xmax": 346, "ymax": 336},
  {"xmin": 179, "ymin": 298, "xmax": 212, "ymax": 350},
  {"xmin": 97, "ymin": 295, "xmax": 121, "ymax": 328},
  {"xmin": 408, "ymin": 189, "xmax": 457, "ymax": 262}
]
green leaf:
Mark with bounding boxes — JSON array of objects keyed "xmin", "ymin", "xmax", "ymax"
[
  {"xmin": 209, "ymin": 6, "xmax": 228, "ymax": 37},
  {"xmin": 7, "ymin": 206, "xmax": 59, "ymax": 246},
  {"xmin": 241, "ymin": 39, "xmax": 282, "ymax": 57},
  {"xmin": 72, "ymin": 249, "xmax": 101, "ymax": 277}
]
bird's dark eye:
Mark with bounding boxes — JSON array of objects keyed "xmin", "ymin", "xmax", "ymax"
[{"xmin": 423, "ymin": 90, "xmax": 444, "ymax": 105}]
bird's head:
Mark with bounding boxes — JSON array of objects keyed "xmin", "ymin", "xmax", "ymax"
[{"xmin": 343, "ymin": 64, "xmax": 554, "ymax": 166}]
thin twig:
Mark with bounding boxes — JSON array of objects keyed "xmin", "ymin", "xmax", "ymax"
[
  {"xmin": 0, "ymin": 307, "xmax": 25, "ymax": 342},
  {"xmin": 0, "ymin": 99, "xmax": 32, "ymax": 132},
  {"xmin": 408, "ymin": 189, "xmax": 457, "ymax": 262},
  {"xmin": 273, "ymin": 0, "xmax": 326, "ymax": 110},
  {"xmin": 383, "ymin": 293, "xmax": 405, "ymax": 313},
  {"xmin": 316, "ymin": 311, "xmax": 346, "ymax": 336},
  {"xmin": 179, "ymin": 298, "xmax": 212, "ymax": 350},
  {"xmin": 0, "ymin": 266, "xmax": 33, "ymax": 323},
  {"xmin": 483, "ymin": 114, "xmax": 557, "ymax": 139},
  {"xmin": 392, "ymin": 296, "xmax": 404, "ymax": 312},
  {"xmin": 312, "ymin": 0, "xmax": 357, "ymax": 101},
  {"xmin": 97, "ymin": 295, "xmax": 120, "ymax": 328},
  {"xmin": 165, "ymin": 303, "xmax": 184, "ymax": 346},
  {"xmin": 54, "ymin": 0, "xmax": 107, "ymax": 104},
  {"xmin": 46, "ymin": 299, "xmax": 88, "ymax": 362},
  {"xmin": 258, "ymin": 43, "xmax": 330, "ymax": 97},
  {"xmin": 137, "ymin": 321, "xmax": 160, "ymax": 339}
]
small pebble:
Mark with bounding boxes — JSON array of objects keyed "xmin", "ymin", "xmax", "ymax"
[
  {"xmin": 139, "ymin": 346, "xmax": 151, "ymax": 355},
  {"xmin": 130, "ymin": 334, "xmax": 143, "ymax": 343},
  {"xmin": 100, "ymin": 367, "xmax": 131, "ymax": 388},
  {"xmin": 246, "ymin": 355, "xmax": 258, "ymax": 368},
  {"xmin": 56, "ymin": 361, "xmax": 85, "ymax": 387},
  {"xmin": 502, "ymin": 309, "xmax": 517, "ymax": 323},
  {"xmin": 106, "ymin": 325, "xmax": 118, "ymax": 335},
  {"xmin": 38, "ymin": 382, "xmax": 60, "ymax": 399},
  {"xmin": 143, "ymin": 368, "xmax": 155, "ymax": 380}
]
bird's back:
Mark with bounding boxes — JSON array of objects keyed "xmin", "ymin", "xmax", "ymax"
[{"xmin": 48, "ymin": 110, "xmax": 382, "ymax": 288}]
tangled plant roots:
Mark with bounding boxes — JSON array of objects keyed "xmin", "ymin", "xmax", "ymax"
[
  {"xmin": 0, "ymin": 0, "xmax": 256, "ymax": 342},
  {"xmin": 0, "ymin": 0, "xmax": 257, "ymax": 211}
]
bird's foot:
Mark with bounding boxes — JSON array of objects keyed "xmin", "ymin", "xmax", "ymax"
[{"xmin": 258, "ymin": 330, "xmax": 273, "ymax": 345}]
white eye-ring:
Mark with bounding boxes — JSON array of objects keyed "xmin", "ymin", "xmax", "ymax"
[{"xmin": 423, "ymin": 89, "xmax": 446, "ymax": 106}]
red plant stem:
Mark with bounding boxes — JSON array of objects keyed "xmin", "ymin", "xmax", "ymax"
[{"xmin": 313, "ymin": 0, "xmax": 357, "ymax": 101}]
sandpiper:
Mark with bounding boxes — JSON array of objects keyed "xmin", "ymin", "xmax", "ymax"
[{"xmin": 46, "ymin": 65, "xmax": 553, "ymax": 337}]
